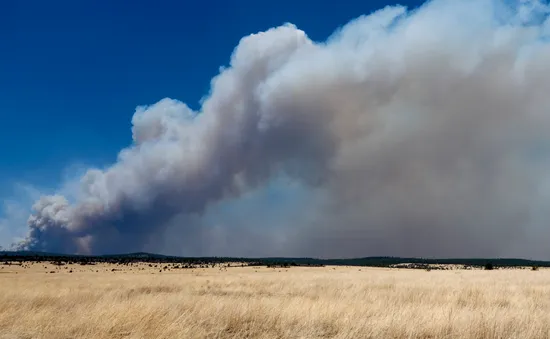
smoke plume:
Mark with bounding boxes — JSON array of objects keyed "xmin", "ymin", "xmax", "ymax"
[{"xmin": 15, "ymin": 0, "xmax": 550, "ymax": 258}]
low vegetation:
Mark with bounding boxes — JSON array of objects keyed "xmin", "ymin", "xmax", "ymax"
[{"xmin": 0, "ymin": 261, "xmax": 549, "ymax": 338}]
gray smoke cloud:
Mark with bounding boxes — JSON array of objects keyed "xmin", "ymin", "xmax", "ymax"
[{"xmin": 14, "ymin": 0, "xmax": 550, "ymax": 259}]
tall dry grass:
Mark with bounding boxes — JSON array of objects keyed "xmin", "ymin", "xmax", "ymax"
[{"xmin": 0, "ymin": 263, "xmax": 549, "ymax": 338}]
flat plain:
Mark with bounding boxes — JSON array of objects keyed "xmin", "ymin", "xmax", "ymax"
[{"xmin": 0, "ymin": 261, "xmax": 549, "ymax": 339}]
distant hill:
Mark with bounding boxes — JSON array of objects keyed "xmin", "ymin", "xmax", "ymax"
[{"xmin": 1, "ymin": 250, "xmax": 549, "ymax": 268}]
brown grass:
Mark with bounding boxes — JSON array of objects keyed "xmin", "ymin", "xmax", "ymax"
[{"xmin": 0, "ymin": 262, "xmax": 549, "ymax": 338}]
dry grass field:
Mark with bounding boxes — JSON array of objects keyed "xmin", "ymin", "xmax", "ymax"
[{"xmin": 0, "ymin": 261, "xmax": 549, "ymax": 339}]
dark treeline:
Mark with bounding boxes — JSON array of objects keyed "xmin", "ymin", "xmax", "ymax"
[{"xmin": 1, "ymin": 251, "xmax": 549, "ymax": 269}]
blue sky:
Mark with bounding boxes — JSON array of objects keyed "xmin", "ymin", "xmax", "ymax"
[{"xmin": 0, "ymin": 0, "xmax": 425, "ymax": 245}]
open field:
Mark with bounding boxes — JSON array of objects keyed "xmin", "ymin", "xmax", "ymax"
[{"xmin": 1, "ymin": 262, "xmax": 549, "ymax": 339}]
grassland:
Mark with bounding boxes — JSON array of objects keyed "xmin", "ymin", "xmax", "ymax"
[{"xmin": 0, "ymin": 261, "xmax": 549, "ymax": 339}]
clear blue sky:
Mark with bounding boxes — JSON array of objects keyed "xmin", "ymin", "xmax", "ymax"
[{"xmin": 0, "ymin": 0, "xmax": 425, "ymax": 226}]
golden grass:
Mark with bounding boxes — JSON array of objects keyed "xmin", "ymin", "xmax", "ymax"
[{"xmin": 0, "ymin": 262, "xmax": 549, "ymax": 338}]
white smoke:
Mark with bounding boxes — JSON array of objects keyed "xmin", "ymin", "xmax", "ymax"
[{"xmin": 15, "ymin": 0, "xmax": 550, "ymax": 259}]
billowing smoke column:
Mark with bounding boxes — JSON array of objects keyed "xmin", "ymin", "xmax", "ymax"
[{"xmin": 16, "ymin": 0, "xmax": 550, "ymax": 258}]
